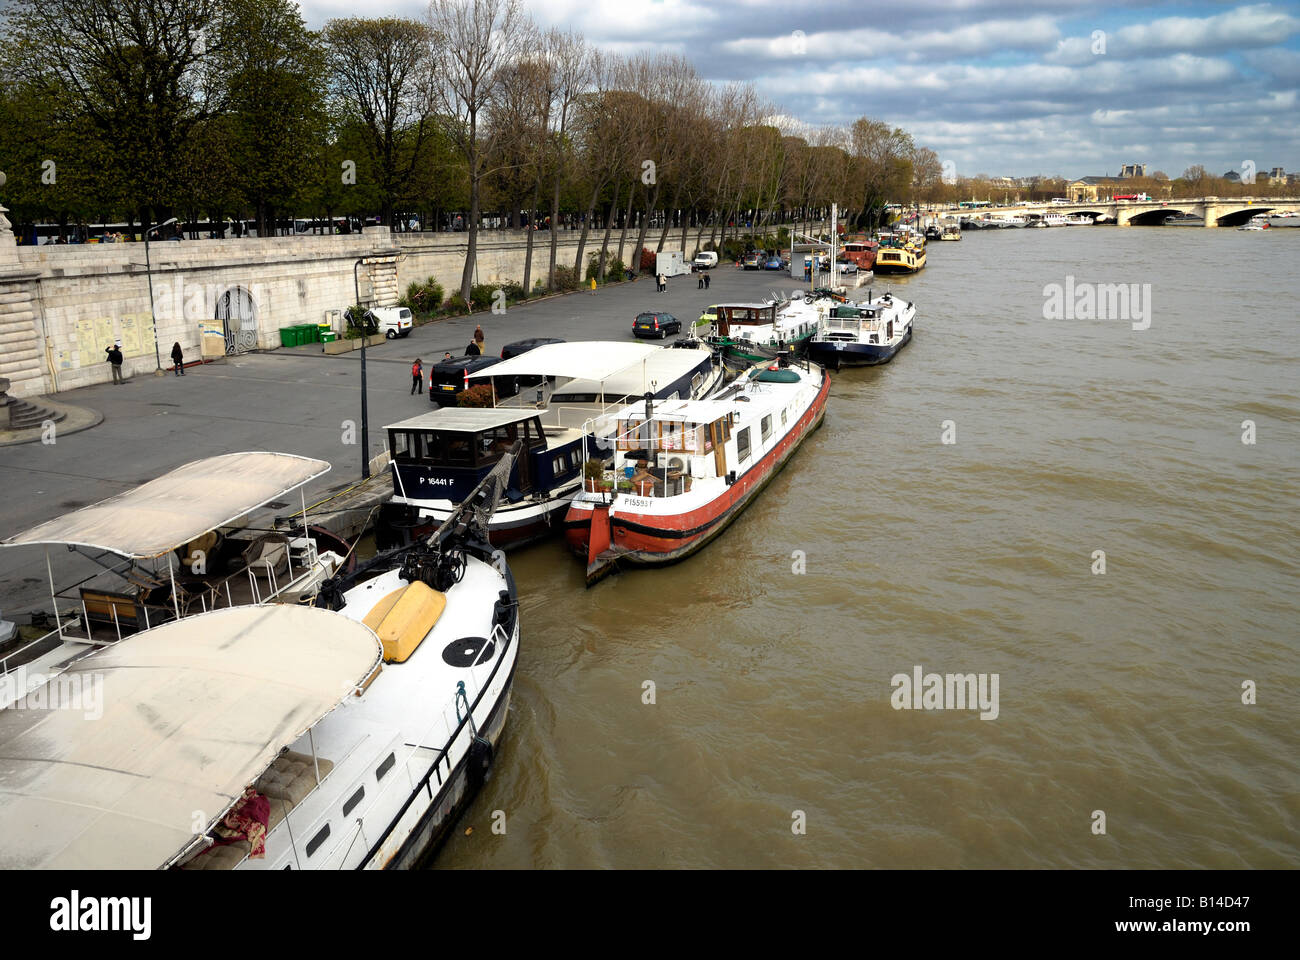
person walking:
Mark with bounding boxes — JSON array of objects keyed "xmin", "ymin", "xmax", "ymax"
[
  {"xmin": 589, "ymin": 276, "xmax": 597, "ymax": 295},
  {"xmin": 703, "ymin": 272, "xmax": 711, "ymax": 290},
  {"xmin": 443, "ymin": 352, "xmax": 453, "ymax": 361},
  {"xmin": 170, "ymin": 341, "xmax": 185, "ymax": 376},
  {"xmin": 465, "ymin": 338, "xmax": 481, "ymax": 356},
  {"xmin": 473, "ymin": 325, "xmax": 486, "ymax": 355},
  {"xmin": 410, "ymin": 358, "xmax": 424, "ymax": 395},
  {"xmin": 697, "ymin": 271, "xmax": 704, "ymax": 290},
  {"xmin": 105, "ymin": 344, "xmax": 125, "ymax": 384}
]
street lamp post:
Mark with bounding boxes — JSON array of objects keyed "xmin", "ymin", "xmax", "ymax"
[
  {"xmin": 353, "ymin": 258, "xmax": 370, "ymax": 480},
  {"xmin": 144, "ymin": 217, "xmax": 178, "ymax": 374}
]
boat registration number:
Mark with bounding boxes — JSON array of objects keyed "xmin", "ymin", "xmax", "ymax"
[{"xmin": 622, "ymin": 497, "xmax": 653, "ymax": 509}]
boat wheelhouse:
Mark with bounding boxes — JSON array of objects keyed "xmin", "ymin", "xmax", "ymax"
[
  {"xmin": 807, "ymin": 293, "xmax": 916, "ymax": 369},
  {"xmin": 0, "ymin": 453, "xmax": 349, "ymax": 705},
  {"xmin": 838, "ymin": 235, "xmax": 879, "ymax": 271},
  {"xmin": 378, "ymin": 407, "xmax": 582, "ymax": 549},
  {"xmin": 939, "ymin": 223, "xmax": 961, "ymax": 240},
  {"xmin": 702, "ymin": 301, "xmax": 823, "ymax": 364},
  {"xmin": 563, "ymin": 357, "xmax": 830, "ymax": 584}
]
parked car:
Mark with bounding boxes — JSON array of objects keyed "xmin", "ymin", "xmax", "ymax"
[
  {"xmin": 429, "ymin": 355, "xmax": 504, "ymax": 406},
  {"xmin": 764, "ymin": 256, "xmax": 786, "ymax": 270},
  {"xmin": 633, "ymin": 311, "xmax": 682, "ymax": 339},
  {"xmin": 692, "ymin": 250, "xmax": 719, "ymax": 270},
  {"xmin": 742, "ymin": 253, "xmax": 763, "ymax": 270},
  {"xmin": 500, "ymin": 336, "xmax": 564, "ymax": 360},
  {"xmin": 835, "ymin": 259, "xmax": 859, "ymax": 274}
]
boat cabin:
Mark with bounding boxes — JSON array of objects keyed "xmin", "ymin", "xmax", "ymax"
[
  {"xmin": 609, "ymin": 401, "xmax": 737, "ymax": 496},
  {"xmin": 387, "ymin": 408, "xmax": 580, "ymax": 505},
  {"xmin": 709, "ymin": 303, "xmax": 778, "ymax": 337}
]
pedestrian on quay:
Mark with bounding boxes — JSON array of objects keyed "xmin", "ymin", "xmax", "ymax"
[
  {"xmin": 105, "ymin": 343, "xmax": 125, "ymax": 384},
  {"xmin": 465, "ymin": 337, "xmax": 481, "ymax": 356},
  {"xmin": 473, "ymin": 325, "xmax": 486, "ymax": 355},
  {"xmin": 589, "ymin": 276, "xmax": 597, "ymax": 295},
  {"xmin": 704, "ymin": 272, "xmax": 711, "ymax": 290},
  {"xmin": 697, "ymin": 271, "xmax": 704, "ymax": 290},
  {"xmin": 410, "ymin": 357, "xmax": 424, "ymax": 395},
  {"xmin": 170, "ymin": 341, "xmax": 185, "ymax": 376},
  {"xmin": 443, "ymin": 351, "xmax": 453, "ymax": 361}
]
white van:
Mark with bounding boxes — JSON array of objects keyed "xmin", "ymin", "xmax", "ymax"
[
  {"xmin": 369, "ymin": 306, "xmax": 414, "ymax": 338},
  {"xmin": 692, "ymin": 250, "xmax": 719, "ymax": 270}
]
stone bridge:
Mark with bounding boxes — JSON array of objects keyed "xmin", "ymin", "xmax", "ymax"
[{"xmin": 952, "ymin": 196, "xmax": 1300, "ymax": 227}]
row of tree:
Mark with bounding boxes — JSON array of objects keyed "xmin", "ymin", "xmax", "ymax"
[{"xmin": 0, "ymin": 0, "xmax": 941, "ymax": 298}]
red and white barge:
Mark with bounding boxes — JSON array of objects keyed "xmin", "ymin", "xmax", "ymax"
[{"xmin": 563, "ymin": 357, "xmax": 830, "ymax": 584}]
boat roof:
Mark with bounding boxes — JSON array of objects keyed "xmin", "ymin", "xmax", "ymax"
[
  {"xmin": 0, "ymin": 604, "xmax": 382, "ymax": 870},
  {"xmin": 1, "ymin": 452, "xmax": 330, "ymax": 559},
  {"xmin": 468, "ymin": 340, "xmax": 658, "ymax": 382},
  {"xmin": 550, "ymin": 346, "xmax": 710, "ymax": 396},
  {"xmin": 385, "ymin": 407, "xmax": 540, "ymax": 432}
]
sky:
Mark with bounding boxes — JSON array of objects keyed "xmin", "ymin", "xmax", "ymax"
[{"xmin": 297, "ymin": 0, "xmax": 1300, "ymax": 179}]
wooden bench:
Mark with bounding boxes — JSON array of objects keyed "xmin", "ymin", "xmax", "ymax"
[{"xmin": 79, "ymin": 588, "xmax": 145, "ymax": 635}]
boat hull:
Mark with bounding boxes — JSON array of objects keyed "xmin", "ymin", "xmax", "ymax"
[
  {"xmin": 382, "ymin": 493, "xmax": 577, "ymax": 551},
  {"xmin": 381, "ymin": 657, "xmax": 516, "ymax": 870},
  {"xmin": 808, "ymin": 325, "xmax": 912, "ymax": 368},
  {"xmin": 564, "ymin": 371, "xmax": 831, "ymax": 582}
]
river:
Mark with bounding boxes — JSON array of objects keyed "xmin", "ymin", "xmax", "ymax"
[{"xmin": 437, "ymin": 225, "xmax": 1299, "ymax": 868}]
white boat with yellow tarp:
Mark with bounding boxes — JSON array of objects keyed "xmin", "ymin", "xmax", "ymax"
[{"xmin": 0, "ymin": 450, "xmax": 523, "ymax": 870}]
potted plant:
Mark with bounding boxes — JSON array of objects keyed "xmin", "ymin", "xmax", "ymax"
[{"xmin": 583, "ymin": 458, "xmax": 605, "ymax": 493}]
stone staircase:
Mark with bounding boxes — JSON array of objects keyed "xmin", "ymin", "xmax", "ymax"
[{"xmin": 0, "ymin": 377, "xmax": 64, "ymax": 432}]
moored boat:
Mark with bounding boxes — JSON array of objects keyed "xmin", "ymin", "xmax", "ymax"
[
  {"xmin": 939, "ymin": 223, "xmax": 962, "ymax": 240},
  {"xmin": 807, "ymin": 293, "xmax": 915, "ymax": 369},
  {"xmin": 873, "ymin": 236, "xmax": 927, "ymax": 274},
  {"xmin": 700, "ymin": 300, "xmax": 822, "ymax": 364},
  {"xmin": 0, "ymin": 448, "xmax": 521, "ymax": 870},
  {"xmin": 563, "ymin": 357, "xmax": 829, "ymax": 584}
]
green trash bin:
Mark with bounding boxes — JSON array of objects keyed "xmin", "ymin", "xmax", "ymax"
[
  {"xmin": 279, "ymin": 327, "xmax": 297, "ymax": 348},
  {"xmin": 301, "ymin": 324, "xmax": 320, "ymax": 344}
]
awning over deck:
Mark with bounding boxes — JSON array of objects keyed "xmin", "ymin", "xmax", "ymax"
[
  {"xmin": 467, "ymin": 340, "xmax": 659, "ymax": 382},
  {"xmin": 0, "ymin": 604, "xmax": 382, "ymax": 870},
  {"xmin": 1, "ymin": 452, "xmax": 330, "ymax": 559}
]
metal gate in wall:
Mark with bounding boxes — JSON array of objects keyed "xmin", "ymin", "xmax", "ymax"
[{"xmin": 216, "ymin": 286, "xmax": 258, "ymax": 355}]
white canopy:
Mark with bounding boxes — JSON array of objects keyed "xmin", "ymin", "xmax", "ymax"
[
  {"xmin": 1, "ymin": 452, "xmax": 330, "ymax": 559},
  {"xmin": 468, "ymin": 340, "xmax": 660, "ymax": 382},
  {"xmin": 0, "ymin": 604, "xmax": 382, "ymax": 870}
]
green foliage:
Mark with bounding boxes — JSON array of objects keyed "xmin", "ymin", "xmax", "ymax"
[
  {"xmin": 401, "ymin": 277, "xmax": 444, "ymax": 317},
  {"xmin": 469, "ymin": 283, "xmax": 496, "ymax": 311},
  {"xmin": 444, "ymin": 294, "xmax": 469, "ymax": 315},
  {"xmin": 607, "ymin": 257, "xmax": 625, "ymax": 279}
]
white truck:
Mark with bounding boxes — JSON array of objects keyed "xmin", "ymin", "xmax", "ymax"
[
  {"xmin": 656, "ymin": 251, "xmax": 691, "ymax": 278},
  {"xmin": 692, "ymin": 250, "xmax": 719, "ymax": 270},
  {"xmin": 362, "ymin": 306, "xmax": 414, "ymax": 338}
]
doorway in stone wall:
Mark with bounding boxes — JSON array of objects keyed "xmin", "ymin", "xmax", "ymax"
[{"xmin": 216, "ymin": 286, "xmax": 258, "ymax": 354}]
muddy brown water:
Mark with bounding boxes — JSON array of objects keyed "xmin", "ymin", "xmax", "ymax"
[{"xmin": 436, "ymin": 227, "xmax": 1299, "ymax": 868}]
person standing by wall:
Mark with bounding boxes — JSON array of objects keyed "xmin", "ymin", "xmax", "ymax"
[
  {"xmin": 170, "ymin": 341, "xmax": 185, "ymax": 376},
  {"xmin": 410, "ymin": 358, "xmax": 424, "ymax": 395},
  {"xmin": 105, "ymin": 344, "xmax": 125, "ymax": 384}
]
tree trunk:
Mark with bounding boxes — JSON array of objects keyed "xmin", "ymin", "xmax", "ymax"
[
  {"xmin": 655, "ymin": 182, "xmax": 682, "ymax": 253},
  {"xmin": 632, "ymin": 182, "xmax": 661, "ymax": 272},
  {"xmin": 614, "ymin": 185, "xmax": 634, "ymax": 273},
  {"xmin": 523, "ymin": 179, "xmax": 541, "ymax": 295},
  {"xmin": 597, "ymin": 180, "xmax": 619, "ymax": 281},
  {"xmin": 461, "ymin": 143, "xmax": 480, "ymax": 302},
  {"xmin": 573, "ymin": 175, "xmax": 607, "ymax": 275}
]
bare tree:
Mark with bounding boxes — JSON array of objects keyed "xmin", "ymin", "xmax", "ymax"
[{"xmin": 428, "ymin": 0, "xmax": 526, "ymax": 301}]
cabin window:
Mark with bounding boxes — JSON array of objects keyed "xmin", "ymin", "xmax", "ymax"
[
  {"xmin": 691, "ymin": 373, "xmax": 703, "ymax": 395},
  {"xmin": 443, "ymin": 434, "xmax": 473, "ymax": 466},
  {"xmin": 737, "ymin": 427, "xmax": 751, "ymax": 462},
  {"xmin": 376, "ymin": 753, "xmax": 396, "ymax": 781},
  {"xmin": 306, "ymin": 823, "xmax": 330, "ymax": 858},
  {"xmin": 343, "ymin": 786, "xmax": 365, "ymax": 817},
  {"xmin": 477, "ymin": 424, "xmax": 519, "ymax": 464},
  {"xmin": 552, "ymin": 453, "xmax": 567, "ymax": 474},
  {"xmin": 781, "ymin": 409, "xmax": 788, "ymax": 427},
  {"xmin": 391, "ymin": 432, "xmax": 411, "ymax": 460},
  {"xmin": 761, "ymin": 416, "xmax": 772, "ymax": 442}
]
